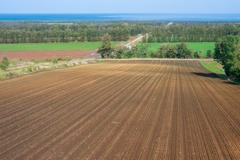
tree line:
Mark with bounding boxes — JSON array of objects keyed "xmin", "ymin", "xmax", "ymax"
[
  {"xmin": 98, "ymin": 34, "xmax": 212, "ymax": 59},
  {"xmin": 100, "ymin": 43, "xmax": 212, "ymax": 59},
  {"xmin": 144, "ymin": 23, "xmax": 240, "ymax": 43},
  {"xmin": 0, "ymin": 23, "xmax": 131, "ymax": 43},
  {"xmin": 0, "ymin": 22, "xmax": 240, "ymax": 43}
]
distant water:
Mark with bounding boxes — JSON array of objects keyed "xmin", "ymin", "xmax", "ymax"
[{"xmin": 0, "ymin": 13, "xmax": 240, "ymax": 22}]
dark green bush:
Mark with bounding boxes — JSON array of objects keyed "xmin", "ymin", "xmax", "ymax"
[
  {"xmin": 206, "ymin": 50, "xmax": 213, "ymax": 58},
  {"xmin": 194, "ymin": 52, "xmax": 201, "ymax": 58}
]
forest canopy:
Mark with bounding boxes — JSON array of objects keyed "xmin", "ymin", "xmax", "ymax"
[{"xmin": 0, "ymin": 22, "xmax": 239, "ymax": 43}]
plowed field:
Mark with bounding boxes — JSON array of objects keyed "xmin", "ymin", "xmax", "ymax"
[
  {"xmin": 0, "ymin": 50, "xmax": 97, "ymax": 60},
  {"xmin": 0, "ymin": 60, "xmax": 240, "ymax": 160}
]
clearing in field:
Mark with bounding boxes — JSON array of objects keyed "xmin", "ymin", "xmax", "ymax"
[{"xmin": 0, "ymin": 60, "xmax": 240, "ymax": 160}]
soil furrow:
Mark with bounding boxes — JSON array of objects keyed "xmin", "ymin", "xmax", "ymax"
[{"xmin": 0, "ymin": 60, "xmax": 240, "ymax": 160}]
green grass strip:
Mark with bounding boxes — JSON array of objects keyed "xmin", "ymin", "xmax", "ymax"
[
  {"xmin": 0, "ymin": 42, "xmax": 119, "ymax": 51},
  {"xmin": 200, "ymin": 60, "xmax": 240, "ymax": 85}
]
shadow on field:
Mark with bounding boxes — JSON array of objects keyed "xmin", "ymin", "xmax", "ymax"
[
  {"xmin": 191, "ymin": 72, "xmax": 219, "ymax": 79},
  {"xmin": 223, "ymin": 81, "xmax": 236, "ymax": 85},
  {"xmin": 223, "ymin": 80, "xmax": 240, "ymax": 86},
  {"xmin": 192, "ymin": 72, "xmax": 240, "ymax": 86}
]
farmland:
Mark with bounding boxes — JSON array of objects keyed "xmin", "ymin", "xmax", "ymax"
[
  {"xmin": 0, "ymin": 41, "xmax": 118, "ymax": 60},
  {"xmin": 0, "ymin": 50, "xmax": 98, "ymax": 60},
  {"xmin": 0, "ymin": 60, "xmax": 240, "ymax": 159},
  {"xmin": 0, "ymin": 42, "xmax": 119, "ymax": 52},
  {"xmin": 142, "ymin": 42, "xmax": 215, "ymax": 57}
]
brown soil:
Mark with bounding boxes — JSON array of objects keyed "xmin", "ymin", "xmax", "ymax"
[
  {"xmin": 0, "ymin": 60, "xmax": 240, "ymax": 160},
  {"xmin": 0, "ymin": 50, "xmax": 98, "ymax": 60}
]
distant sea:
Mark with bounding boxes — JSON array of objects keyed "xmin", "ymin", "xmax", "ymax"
[{"xmin": 0, "ymin": 13, "xmax": 240, "ymax": 22}]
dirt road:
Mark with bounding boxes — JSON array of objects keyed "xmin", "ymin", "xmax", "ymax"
[
  {"xmin": 124, "ymin": 34, "xmax": 145, "ymax": 49},
  {"xmin": 0, "ymin": 60, "xmax": 240, "ymax": 159}
]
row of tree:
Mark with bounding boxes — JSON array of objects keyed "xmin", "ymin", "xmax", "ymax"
[
  {"xmin": 98, "ymin": 34, "xmax": 211, "ymax": 59},
  {"xmin": 143, "ymin": 23, "xmax": 240, "ymax": 43},
  {"xmin": 0, "ymin": 22, "xmax": 240, "ymax": 43},
  {"xmin": 0, "ymin": 23, "xmax": 131, "ymax": 43},
  {"xmin": 151, "ymin": 43, "xmax": 192, "ymax": 58}
]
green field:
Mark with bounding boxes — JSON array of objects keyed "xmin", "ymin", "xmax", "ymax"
[
  {"xmin": 200, "ymin": 61, "xmax": 227, "ymax": 79},
  {"xmin": 201, "ymin": 61, "xmax": 240, "ymax": 85},
  {"xmin": 142, "ymin": 42, "xmax": 215, "ymax": 57},
  {"xmin": 0, "ymin": 42, "xmax": 119, "ymax": 51}
]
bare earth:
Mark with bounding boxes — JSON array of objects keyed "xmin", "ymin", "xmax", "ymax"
[
  {"xmin": 0, "ymin": 60, "xmax": 240, "ymax": 160},
  {"xmin": 0, "ymin": 50, "xmax": 98, "ymax": 60}
]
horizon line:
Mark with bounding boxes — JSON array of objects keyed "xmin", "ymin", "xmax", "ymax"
[{"xmin": 0, "ymin": 12, "xmax": 240, "ymax": 14}]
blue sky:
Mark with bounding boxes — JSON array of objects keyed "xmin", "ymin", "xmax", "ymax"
[{"xmin": 0, "ymin": 0, "xmax": 240, "ymax": 14}]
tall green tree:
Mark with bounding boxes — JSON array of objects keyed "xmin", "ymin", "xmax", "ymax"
[
  {"xmin": 214, "ymin": 35, "xmax": 240, "ymax": 81},
  {"xmin": 166, "ymin": 46, "xmax": 177, "ymax": 58},
  {"xmin": 214, "ymin": 36, "xmax": 237, "ymax": 66},
  {"xmin": 230, "ymin": 49, "xmax": 240, "ymax": 80},
  {"xmin": 176, "ymin": 43, "xmax": 192, "ymax": 58},
  {"xmin": 134, "ymin": 44, "xmax": 149, "ymax": 58},
  {"xmin": 98, "ymin": 34, "xmax": 113, "ymax": 58},
  {"xmin": 157, "ymin": 45, "xmax": 168, "ymax": 58}
]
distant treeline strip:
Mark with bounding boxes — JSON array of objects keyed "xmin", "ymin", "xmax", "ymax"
[
  {"xmin": 0, "ymin": 22, "xmax": 239, "ymax": 43},
  {"xmin": 144, "ymin": 23, "xmax": 240, "ymax": 43}
]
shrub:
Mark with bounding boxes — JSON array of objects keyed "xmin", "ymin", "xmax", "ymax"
[
  {"xmin": 52, "ymin": 58, "xmax": 58, "ymax": 64},
  {"xmin": 98, "ymin": 34, "xmax": 113, "ymax": 58},
  {"xmin": 176, "ymin": 43, "xmax": 192, "ymax": 58},
  {"xmin": 27, "ymin": 66, "xmax": 33, "ymax": 72},
  {"xmin": 166, "ymin": 46, "xmax": 177, "ymax": 58},
  {"xmin": 206, "ymin": 50, "xmax": 213, "ymax": 58},
  {"xmin": 156, "ymin": 43, "xmax": 192, "ymax": 58},
  {"xmin": 0, "ymin": 56, "xmax": 10, "ymax": 70},
  {"xmin": 194, "ymin": 52, "xmax": 201, "ymax": 58},
  {"xmin": 112, "ymin": 48, "xmax": 126, "ymax": 59},
  {"xmin": 5, "ymin": 71, "xmax": 18, "ymax": 78}
]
